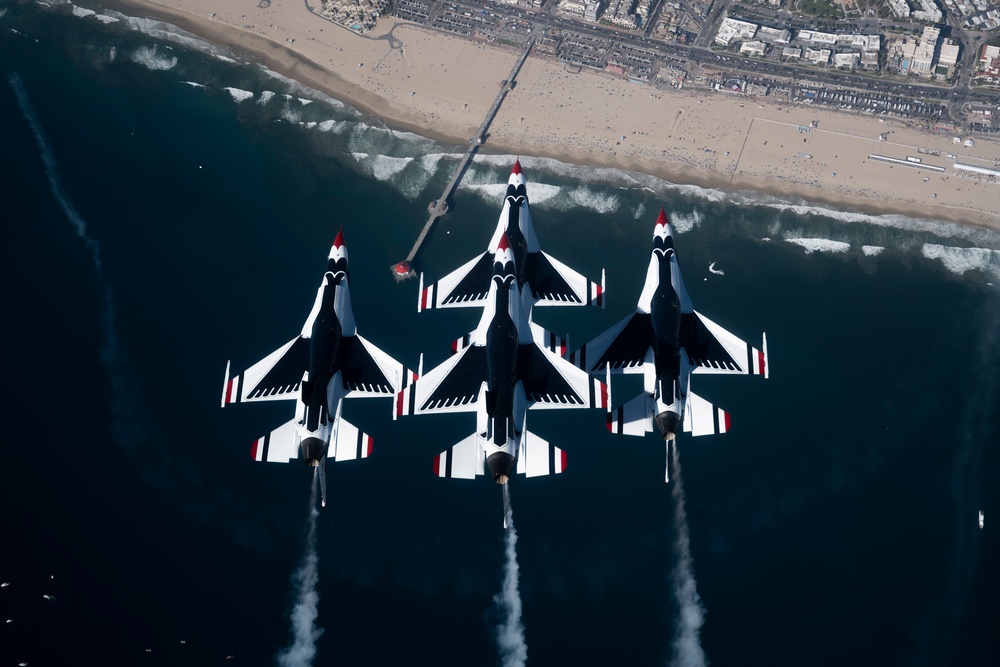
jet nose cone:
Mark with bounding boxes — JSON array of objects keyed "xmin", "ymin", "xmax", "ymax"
[
  {"xmin": 652, "ymin": 208, "xmax": 675, "ymax": 248},
  {"xmin": 511, "ymin": 159, "xmax": 522, "ymax": 175},
  {"xmin": 333, "ymin": 227, "xmax": 346, "ymax": 249}
]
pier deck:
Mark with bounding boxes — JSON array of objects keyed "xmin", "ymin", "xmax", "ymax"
[{"xmin": 391, "ymin": 39, "xmax": 534, "ymax": 282}]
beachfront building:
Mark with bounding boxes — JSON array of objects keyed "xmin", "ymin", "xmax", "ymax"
[
  {"xmin": 782, "ymin": 46, "xmax": 802, "ymax": 60},
  {"xmin": 833, "ymin": 52, "xmax": 861, "ymax": 69},
  {"xmin": 320, "ymin": 0, "xmax": 390, "ymax": 33},
  {"xmin": 885, "ymin": 0, "xmax": 910, "ymax": 18},
  {"xmin": 715, "ymin": 18, "xmax": 757, "ymax": 47},
  {"xmin": 603, "ymin": 0, "xmax": 639, "ymax": 28},
  {"xmin": 937, "ymin": 39, "xmax": 961, "ymax": 77},
  {"xmin": 974, "ymin": 43, "xmax": 1000, "ymax": 86},
  {"xmin": 757, "ymin": 26, "xmax": 791, "ymax": 45},
  {"xmin": 804, "ymin": 48, "xmax": 832, "ymax": 65},
  {"xmin": 912, "ymin": 0, "xmax": 944, "ymax": 22},
  {"xmin": 558, "ymin": 0, "xmax": 589, "ymax": 17},
  {"xmin": 910, "ymin": 26, "xmax": 940, "ymax": 76},
  {"xmin": 584, "ymin": 0, "xmax": 602, "ymax": 21},
  {"xmin": 740, "ymin": 40, "xmax": 767, "ymax": 57}
]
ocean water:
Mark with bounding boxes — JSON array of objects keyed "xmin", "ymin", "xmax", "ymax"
[{"xmin": 2, "ymin": 2, "xmax": 999, "ymax": 666}]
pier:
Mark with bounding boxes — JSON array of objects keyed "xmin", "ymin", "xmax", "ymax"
[{"xmin": 391, "ymin": 39, "xmax": 534, "ymax": 282}]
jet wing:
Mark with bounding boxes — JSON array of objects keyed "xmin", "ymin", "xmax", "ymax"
[
  {"xmin": 336, "ymin": 334, "xmax": 408, "ymax": 397},
  {"xmin": 570, "ymin": 312, "xmax": 654, "ymax": 374},
  {"xmin": 417, "ymin": 253, "xmax": 493, "ymax": 311},
  {"xmin": 517, "ymin": 344, "xmax": 608, "ymax": 411},
  {"xmin": 524, "ymin": 252, "xmax": 604, "ymax": 307},
  {"xmin": 395, "ymin": 345, "xmax": 487, "ymax": 416},
  {"xmin": 682, "ymin": 311, "xmax": 768, "ymax": 377},
  {"xmin": 222, "ymin": 337, "xmax": 309, "ymax": 406}
]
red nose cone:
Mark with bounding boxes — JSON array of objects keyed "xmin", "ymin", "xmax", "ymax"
[
  {"xmin": 511, "ymin": 159, "xmax": 522, "ymax": 175},
  {"xmin": 498, "ymin": 234, "xmax": 510, "ymax": 251},
  {"xmin": 333, "ymin": 227, "xmax": 346, "ymax": 249},
  {"xmin": 655, "ymin": 208, "xmax": 668, "ymax": 228}
]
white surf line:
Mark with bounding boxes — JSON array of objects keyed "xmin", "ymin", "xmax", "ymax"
[
  {"xmin": 668, "ymin": 444, "xmax": 707, "ymax": 667},
  {"xmin": 277, "ymin": 469, "xmax": 324, "ymax": 667},
  {"xmin": 495, "ymin": 482, "xmax": 527, "ymax": 667}
]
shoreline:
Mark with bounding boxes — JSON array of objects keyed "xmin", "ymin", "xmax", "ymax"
[{"xmin": 101, "ymin": 0, "xmax": 1000, "ymax": 231}]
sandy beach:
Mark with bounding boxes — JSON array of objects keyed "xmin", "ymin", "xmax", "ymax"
[{"xmin": 105, "ymin": 0, "xmax": 1000, "ymax": 229}]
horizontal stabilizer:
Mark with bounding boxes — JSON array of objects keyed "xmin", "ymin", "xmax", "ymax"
[
  {"xmin": 333, "ymin": 417, "xmax": 373, "ymax": 462},
  {"xmin": 515, "ymin": 430, "xmax": 568, "ymax": 477},
  {"xmin": 251, "ymin": 418, "xmax": 300, "ymax": 463},
  {"xmin": 432, "ymin": 434, "xmax": 484, "ymax": 479},
  {"xmin": 606, "ymin": 393, "xmax": 656, "ymax": 437},
  {"xmin": 683, "ymin": 391, "xmax": 730, "ymax": 437}
]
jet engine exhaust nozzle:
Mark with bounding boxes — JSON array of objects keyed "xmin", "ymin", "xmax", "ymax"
[
  {"xmin": 300, "ymin": 437, "xmax": 329, "ymax": 467},
  {"xmin": 655, "ymin": 410, "xmax": 682, "ymax": 441},
  {"xmin": 487, "ymin": 452, "xmax": 515, "ymax": 485}
]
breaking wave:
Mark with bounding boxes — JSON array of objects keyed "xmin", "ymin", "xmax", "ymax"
[
  {"xmin": 28, "ymin": 0, "xmax": 1000, "ymax": 276},
  {"xmin": 224, "ymin": 87, "xmax": 254, "ymax": 102},
  {"xmin": 130, "ymin": 45, "xmax": 177, "ymax": 71},
  {"xmin": 923, "ymin": 243, "xmax": 1000, "ymax": 280},
  {"xmin": 786, "ymin": 238, "xmax": 851, "ymax": 254}
]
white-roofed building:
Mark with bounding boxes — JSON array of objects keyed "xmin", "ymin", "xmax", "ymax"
[
  {"xmin": 757, "ymin": 26, "xmax": 791, "ymax": 44},
  {"xmin": 805, "ymin": 48, "xmax": 831, "ymax": 64},
  {"xmin": 782, "ymin": 46, "xmax": 802, "ymax": 59},
  {"xmin": 939, "ymin": 39, "xmax": 960, "ymax": 67},
  {"xmin": 740, "ymin": 40, "xmax": 767, "ymax": 56},
  {"xmin": 715, "ymin": 18, "xmax": 757, "ymax": 46},
  {"xmin": 910, "ymin": 26, "xmax": 940, "ymax": 75},
  {"xmin": 833, "ymin": 52, "xmax": 860, "ymax": 68}
]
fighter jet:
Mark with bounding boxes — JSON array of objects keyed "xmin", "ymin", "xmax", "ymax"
[
  {"xmin": 221, "ymin": 229, "xmax": 413, "ymax": 506},
  {"xmin": 570, "ymin": 209, "xmax": 768, "ymax": 481},
  {"xmin": 397, "ymin": 235, "xmax": 608, "ymax": 521},
  {"xmin": 417, "ymin": 160, "xmax": 605, "ymax": 318}
]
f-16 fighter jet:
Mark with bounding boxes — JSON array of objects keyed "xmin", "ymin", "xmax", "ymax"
[
  {"xmin": 397, "ymin": 235, "xmax": 608, "ymax": 523},
  {"xmin": 571, "ymin": 209, "xmax": 768, "ymax": 482},
  {"xmin": 417, "ymin": 160, "xmax": 605, "ymax": 317},
  {"xmin": 222, "ymin": 229, "xmax": 412, "ymax": 507}
]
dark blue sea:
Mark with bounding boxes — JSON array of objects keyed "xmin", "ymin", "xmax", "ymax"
[{"xmin": 2, "ymin": 2, "xmax": 999, "ymax": 666}]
